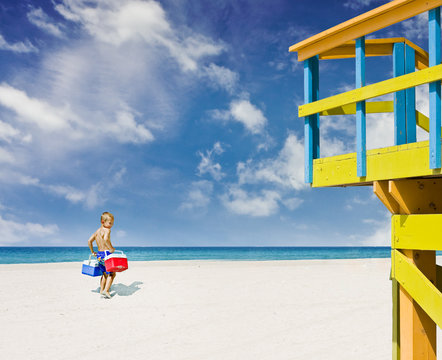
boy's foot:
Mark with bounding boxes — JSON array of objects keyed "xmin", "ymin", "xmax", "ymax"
[{"xmin": 102, "ymin": 292, "xmax": 112, "ymax": 299}]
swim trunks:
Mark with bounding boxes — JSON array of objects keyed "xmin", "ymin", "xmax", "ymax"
[
  {"xmin": 96, "ymin": 251, "xmax": 111, "ymax": 259},
  {"xmin": 96, "ymin": 251, "xmax": 113, "ymax": 275}
]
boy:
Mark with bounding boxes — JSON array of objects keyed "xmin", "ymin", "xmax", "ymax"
[{"xmin": 88, "ymin": 212, "xmax": 116, "ymax": 299}]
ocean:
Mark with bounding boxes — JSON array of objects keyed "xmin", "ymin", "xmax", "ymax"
[{"xmin": 0, "ymin": 246, "xmax": 394, "ymax": 264}]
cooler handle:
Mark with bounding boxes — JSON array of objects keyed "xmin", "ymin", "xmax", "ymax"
[
  {"xmin": 104, "ymin": 250, "xmax": 124, "ymax": 260},
  {"xmin": 85, "ymin": 254, "xmax": 97, "ymax": 265},
  {"xmin": 110, "ymin": 250, "xmax": 124, "ymax": 255}
]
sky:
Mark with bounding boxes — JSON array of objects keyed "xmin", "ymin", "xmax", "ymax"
[{"xmin": 0, "ymin": 0, "xmax": 433, "ymax": 246}]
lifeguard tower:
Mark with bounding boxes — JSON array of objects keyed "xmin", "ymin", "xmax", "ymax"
[{"xmin": 290, "ymin": 0, "xmax": 442, "ymax": 359}]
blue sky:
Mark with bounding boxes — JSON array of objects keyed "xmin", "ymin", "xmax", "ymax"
[{"xmin": 0, "ymin": 0, "xmax": 432, "ymax": 246}]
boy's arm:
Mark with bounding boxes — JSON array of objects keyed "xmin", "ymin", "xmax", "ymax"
[{"xmin": 87, "ymin": 233, "xmax": 96, "ymax": 255}]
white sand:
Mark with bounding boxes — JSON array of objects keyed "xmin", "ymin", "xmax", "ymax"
[{"xmin": 0, "ymin": 259, "xmax": 440, "ymax": 360}]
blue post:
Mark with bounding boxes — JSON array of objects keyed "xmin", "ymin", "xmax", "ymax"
[
  {"xmin": 429, "ymin": 7, "xmax": 441, "ymax": 169},
  {"xmin": 356, "ymin": 37, "xmax": 366, "ymax": 177},
  {"xmin": 393, "ymin": 43, "xmax": 406, "ymax": 145},
  {"xmin": 304, "ymin": 55, "xmax": 319, "ymax": 183},
  {"xmin": 405, "ymin": 44, "xmax": 416, "ymax": 143}
]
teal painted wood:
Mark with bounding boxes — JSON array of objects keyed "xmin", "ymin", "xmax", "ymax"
[
  {"xmin": 304, "ymin": 56, "xmax": 319, "ymax": 183},
  {"xmin": 393, "ymin": 42, "xmax": 406, "ymax": 145},
  {"xmin": 356, "ymin": 37, "xmax": 366, "ymax": 177},
  {"xmin": 429, "ymin": 7, "xmax": 441, "ymax": 169},
  {"xmin": 405, "ymin": 44, "xmax": 416, "ymax": 143}
]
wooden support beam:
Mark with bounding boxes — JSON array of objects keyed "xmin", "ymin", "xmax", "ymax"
[
  {"xmin": 299, "ymin": 63, "xmax": 442, "ymax": 118},
  {"xmin": 394, "ymin": 42, "xmax": 407, "ymax": 145},
  {"xmin": 405, "ymin": 44, "xmax": 417, "ymax": 143},
  {"xmin": 388, "ymin": 179, "xmax": 441, "ymax": 360},
  {"xmin": 304, "ymin": 56, "xmax": 319, "ymax": 184},
  {"xmin": 312, "ymin": 140, "xmax": 442, "ymax": 188},
  {"xmin": 393, "ymin": 250, "xmax": 436, "ymax": 360},
  {"xmin": 392, "ymin": 276, "xmax": 400, "ymax": 360},
  {"xmin": 416, "ymin": 111, "xmax": 430, "ymax": 132},
  {"xmin": 390, "ymin": 179, "xmax": 442, "ymax": 215},
  {"xmin": 429, "ymin": 7, "xmax": 442, "ymax": 169},
  {"xmin": 290, "ymin": 0, "xmax": 442, "ymax": 61},
  {"xmin": 316, "ymin": 38, "xmax": 428, "ymax": 70},
  {"xmin": 437, "ymin": 265, "xmax": 442, "ymax": 291},
  {"xmin": 395, "ymin": 251, "xmax": 440, "ymax": 323},
  {"xmin": 373, "ymin": 180, "xmax": 400, "ymax": 214},
  {"xmin": 393, "ymin": 214, "xmax": 442, "ymax": 250},
  {"xmin": 356, "ymin": 37, "xmax": 366, "ymax": 177},
  {"xmin": 319, "ymin": 101, "xmax": 393, "ymax": 116}
]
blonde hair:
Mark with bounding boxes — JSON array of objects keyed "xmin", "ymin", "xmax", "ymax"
[{"xmin": 101, "ymin": 212, "xmax": 114, "ymax": 223}]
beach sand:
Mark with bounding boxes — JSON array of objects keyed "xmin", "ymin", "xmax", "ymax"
[{"xmin": 0, "ymin": 259, "xmax": 440, "ymax": 360}]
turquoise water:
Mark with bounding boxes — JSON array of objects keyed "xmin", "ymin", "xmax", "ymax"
[{"xmin": 0, "ymin": 246, "xmax": 393, "ymax": 264}]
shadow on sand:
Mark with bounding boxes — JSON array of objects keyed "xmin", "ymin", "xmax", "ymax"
[{"xmin": 91, "ymin": 281, "xmax": 143, "ymax": 297}]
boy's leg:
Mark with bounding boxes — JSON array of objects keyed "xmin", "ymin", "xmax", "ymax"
[
  {"xmin": 104, "ymin": 273, "xmax": 116, "ymax": 296},
  {"xmin": 100, "ymin": 274, "xmax": 108, "ymax": 294}
]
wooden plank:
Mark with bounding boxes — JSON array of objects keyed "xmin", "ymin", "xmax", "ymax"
[
  {"xmin": 392, "ymin": 277, "xmax": 400, "ymax": 360},
  {"xmin": 389, "ymin": 181, "xmax": 411, "ymax": 214},
  {"xmin": 356, "ymin": 37, "xmax": 366, "ymax": 177},
  {"xmin": 299, "ymin": 63, "xmax": 442, "ymax": 118},
  {"xmin": 318, "ymin": 38, "xmax": 429, "ymax": 70},
  {"xmin": 289, "ymin": 0, "xmax": 442, "ymax": 61},
  {"xmin": 304, "ymin": 56, "xmax": 319, "ymax": 183},
  {"xmin": 319, "ymin": 101, "xmax": 393, "ymax": 115},
  {"xmin": 437, "ymin": 265, "xmax": 442, "ymax": 291},
  {"xmin": 373, "ymin": 180, "xmax": 400, "ymax": 214},
  {"xmin": 416, "ymin": 111, "xmax": 429, "ymax": 132},
  {"xmin": 394, "ymin": 42, "xmax": 407, "ymax": 145},
  {"xmin": 312, "ymin": 140, "xmax": 442, "ymax": 187},
  {"xmin": 392, "ymin": 179, "xmax": 442, "ymax": 214},
  {"xmin": 393, "ymin": 249, "xmax": 439, "ymax": 350},
  {"xmin": 392, "ymin": 214, "xmax": 442, "ymax": 250},
  {"xmin": 429, "ymin": 7, "xmax": 441, "ymax": 169},
  {"xmin": 405, "ymin": 44, "xmax": 416, "ymax": 143},
  {"xmin": 319, "ymin": 42, "xmax": 393, "ymax": 59}
]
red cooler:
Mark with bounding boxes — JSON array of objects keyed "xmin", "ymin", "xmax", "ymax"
[{"xmin": 104, "ymin": 250, "xmax": 128, "ymax": 272}]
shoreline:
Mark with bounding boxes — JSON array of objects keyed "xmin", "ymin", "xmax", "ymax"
[{"xmin": 1, "ymin": 255, "xmax": 440, "ymax": 265}]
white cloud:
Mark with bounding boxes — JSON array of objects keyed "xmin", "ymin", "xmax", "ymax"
[
  {"xmin": 343, "ymin": 0, "xmax": 386, "ymax": 10},
  {"xmin": 180, "ymin": 180, "xmax": 213, "ymax": 211},
  {"xmin": 0, "ymin": 215, "xmax": 58, "ymax": 245},
  {"xmin": 197, "ymin": 142, "xmax": 225, "ymax": 181},
  {"xmin": 360, "ymin": 218, "xmax": 390, "ymax": 246},
  {"xmin": 0, "ymin": 83, "xmax": 74, "ymax": 132},
  {"xmin": 401, "ymin": 12, "xmax": 427, "ymax": 41},
  {"xmin": 0, "ymin": 120, "xmax": 30, "ymax": 143},
  {"xmin": 237, "ymin": 133, "xmax": 306, "ymax": 190},
  {"xmin": 0, "ymin": 170, "xmax": 39, "ymax": 186},
  {"xmin": 37, "ymin": 167, "xmax": 127, "ymax": 209},
  {"xmin": 0, "ymin": 34, "xmax": 37, "ymax": 53},
  {"xmin": 221, "ymin": 187, "xmax": 281, "ymax": 217},
  {"xmin": 230, "ymin": 99, "xmax": 267, "ymax": 134},
  {"xmin": 0, "ymin": 83, "xmax": 154, "ymax": 145},
  {"xmin": 212, "ymin": 98, "xmax": 268, "ymax": 135},
  {"xmin": 108, "ymin": 110, "xmax": 154, "ymax": 144},
  {"xmin": 282, "ymin": 197, "xmax": 304, "ymax": 210},
  {"xmin": 27, "ymin": 7, "xmax": 64, "ymax": 38},
  {"xmin": 416, "ymin": 84, "xmax": 430, "ymax": 141},
  {"xmin": 366, "ymin": 112, "xmax": 394, "ymax": 150},
  {"xmin": 44, "ymin": 184, "xmax": 86, "ymax": 204},
  {"xmin": 0, "ymin": 148, "xmax": 15, "ymax": 164},
  {"xmin": 203, "ymin": 63, "xmax": 238, "ymax": 94},
  {"xmin": 55, "ymin": 0, "xmax": 223, "ymax": 72}
]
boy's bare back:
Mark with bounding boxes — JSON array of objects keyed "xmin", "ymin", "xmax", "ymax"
[
  {"xmin": 88, "ymin": 214, "xmax": 115, "ymax": 254},
  {"xmin": 91, "ymin": 227, "xmax": 114, "ymax": 252}
]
